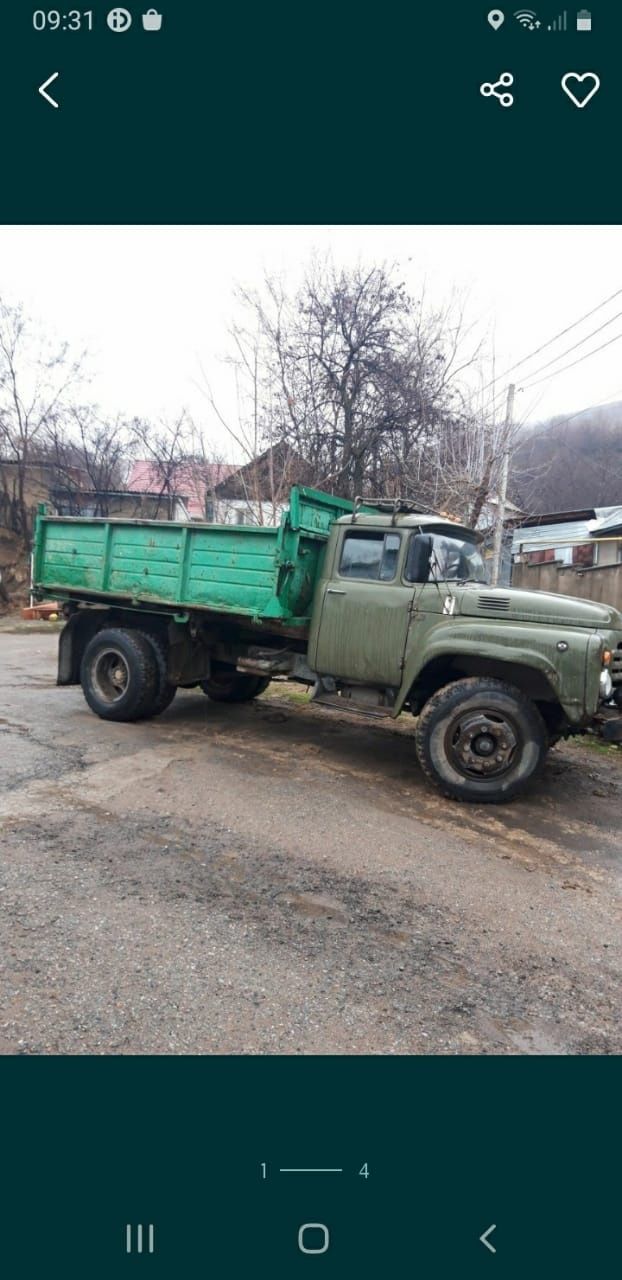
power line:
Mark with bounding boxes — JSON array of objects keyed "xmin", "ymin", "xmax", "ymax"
[
  {"xmin": 515, "ymin": 384, "xmax": 551, "ymax": 429},
  {"xmin": 517, "ymin": 388, "xmax": 622, "ymax": 483},
  {"xmin": 486, "ymin": 376, "xmax": 553, "ymax": 419},
  {"xmin": 489, "ymin": 323, "xmax": 622, "ymax": 417},
  {"xmin": 513, "ymin": 307, "xmax": 622, "ymax": 386},
  {"xmin": 524, "ymin": 386, "xmax": 622, "ymax": 439},
  {"xmin": 520, "ymin": 329, "xmax": 622, "ymax": 391},
  {"xmin": 481, "ymin": 286, "xmax": 622, "ymax": 391}
]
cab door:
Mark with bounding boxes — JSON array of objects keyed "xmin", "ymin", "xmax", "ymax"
[{"xmin": 312, "ymin": 527, "xmax": 415, "ymax": 686}]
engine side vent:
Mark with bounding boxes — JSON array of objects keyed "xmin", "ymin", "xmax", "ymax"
[{"xmin": 478, "ymin": 595, "xmax": 511, "ymax": 611}]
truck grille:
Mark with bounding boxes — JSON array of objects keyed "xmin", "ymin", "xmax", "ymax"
[
  {"xmin": 611, "ymin": 646, "xmax": 622, "ymax": 685},
  {"xmin": 478, "ymin": 595, "xmax": 511, "ymax": 611}
]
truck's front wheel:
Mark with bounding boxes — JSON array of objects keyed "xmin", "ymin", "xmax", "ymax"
[
  {"xmin": 80, "ymin": 628, "xmax": 158, "ymax": 722},
  {"xmin": 415, "ymin": 677, "xmax": 547, "ymax": 803}
]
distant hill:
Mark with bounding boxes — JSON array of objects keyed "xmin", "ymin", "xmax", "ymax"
[{"xmin": 510, "ymin": 401, "xmax": 622, "ymax": 515}]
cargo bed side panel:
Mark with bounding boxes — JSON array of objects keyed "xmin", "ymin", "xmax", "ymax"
[
  {"xmin": 36, "ymin": 519, "xmax": 281, "ymax": 616},
  {"xmin": 33, "ymin": 487, "xmax": 358, "ymax": 624}
]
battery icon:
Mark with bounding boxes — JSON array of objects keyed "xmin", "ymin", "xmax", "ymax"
[{"xmin": 577, "ymin": 8, "xmax": 592, "ymax": 29}]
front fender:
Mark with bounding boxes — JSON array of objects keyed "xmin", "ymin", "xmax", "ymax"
[
  {"xmin": 584, "ymin": 630, "xmax": 605, "ymax": 717},
  {"xmin": 394, "ymin": 618, "xmax": 591, "ymax": 722}
]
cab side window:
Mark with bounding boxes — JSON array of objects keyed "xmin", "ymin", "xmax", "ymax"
[{"xmin": 339, "ymin": 531, "xmax": 401, "ymax": 581}]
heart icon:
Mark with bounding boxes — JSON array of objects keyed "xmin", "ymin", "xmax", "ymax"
[{"xmin": 561, "ymin": 72, "xmax": 601, "ymax": 108}]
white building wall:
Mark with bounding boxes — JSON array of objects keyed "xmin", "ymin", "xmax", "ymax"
[{"xmin": 212, "ymin": 498, "xmax": 286, "ymax": 527}]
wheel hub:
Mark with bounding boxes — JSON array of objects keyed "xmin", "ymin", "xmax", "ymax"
[
  {"xmin": 92, "ymin": 649, "xmax": 130, "ymax": 703},
  {"xmin": 447, "ymin": 709, "xmax": 518, "ymax": 778}
]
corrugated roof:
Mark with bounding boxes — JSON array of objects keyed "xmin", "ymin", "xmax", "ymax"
[
  {"xmin": 593, "ymin": 506, "xmax": 622, "ymax": 534},
  {"xmin": 518, "ymin": 507, "xmax": 596, "ymax": 527},
  {"xmin": 512, "ymin": 519, "xmax": 593, "ymax": 552},
  {"xmin": 512, "ymin": 505, "xmax": 622, "ymax": 553}
]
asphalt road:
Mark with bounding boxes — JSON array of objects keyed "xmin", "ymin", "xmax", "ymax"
[{"xmin": 1, "ymin": 628, "xmax": 620, "ymax": 1055}]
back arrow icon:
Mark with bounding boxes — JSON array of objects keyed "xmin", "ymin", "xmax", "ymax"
[
  {"xmin": 480, "ymin": 1224, "xmax": 497, "ymax": 1254},
  {"xmin": 39, "ymin": 72, "xmax": 60, "ymax": 108}
]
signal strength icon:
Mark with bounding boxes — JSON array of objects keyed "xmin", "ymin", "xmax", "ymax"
[{"xmin": 548, "ymin": 9, "xmax": 568, "ymax": 29}]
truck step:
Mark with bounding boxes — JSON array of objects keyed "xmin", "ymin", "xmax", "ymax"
[{"xmin": 312, "ymin": 693, "xmax": 394, "ymax": 719}]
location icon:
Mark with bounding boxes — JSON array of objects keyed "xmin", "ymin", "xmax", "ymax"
[{"xmin": 488, "ymin": 9, "xmax": 505, "ymax": 28}]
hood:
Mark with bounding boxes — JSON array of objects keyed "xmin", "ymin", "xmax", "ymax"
[{"xmin": 458, "ymin": 585, "xmax": 622, "ymax": 630}]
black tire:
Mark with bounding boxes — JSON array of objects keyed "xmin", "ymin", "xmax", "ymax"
[
  {"xmin": 415, "ymin": 677, "xmax": 547, "ymax": 804},
  {"xmin": 80, "ymin": 628, "xmax": 158, "ymax": 722},
  {"xmin": 200, "ymin": 665, "xmax": 271, "ymax": 703},
  {"xmin": 136, "ymin": 630, "xmax": 177, "ymax": 718}
]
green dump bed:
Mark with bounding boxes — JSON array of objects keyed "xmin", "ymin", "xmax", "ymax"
[{"xmin": 33, "ymin": 486, "xmax": 355, "ymax": 629}]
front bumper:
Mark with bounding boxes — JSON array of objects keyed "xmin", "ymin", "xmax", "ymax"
[{"xmin": 595, "ymin": 709, "xmax": 622, "ymax": 743}]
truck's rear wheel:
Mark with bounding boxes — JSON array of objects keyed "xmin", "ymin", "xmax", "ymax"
[
  {"xmin": 201, "ymin": 665, "xmax": 270, "ymax": 703},
  {"xmin": 137, "ymin": 630, "xmax": 177, "ymax": 718},
  {"xmin": 415, "ymin": 677, "xmax": 547, "ymax": 803},
  {"xmin": 80, "ymin": 628, "xmax": 158, "ymax": 722}
]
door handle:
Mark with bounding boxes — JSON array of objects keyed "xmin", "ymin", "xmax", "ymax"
[{"xmin": 326, "ymin": 588, "xmax": 346, "ymax": 595}]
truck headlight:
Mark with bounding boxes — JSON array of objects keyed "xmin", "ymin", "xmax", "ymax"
[{"xmin": 599, "ymin": 669, "xmax": 613, "ymax": 700}]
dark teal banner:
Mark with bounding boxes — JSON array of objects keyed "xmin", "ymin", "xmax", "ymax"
[
  {"xmin": 2, "ymin": 2, "xmax": 618, "ymax": 222},
  {"xmin": 2, "ymin": 1057, "xmax": 620, "ymax": 1275}
]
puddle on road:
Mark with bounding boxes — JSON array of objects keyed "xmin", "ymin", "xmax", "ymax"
[
  {"xmin": 474, "ymin": 1011, "xmax": 567, "ymax": 1055},
  {"xmin": 276, "ymin": 890, "xmax": 349, "ymax": 923}
]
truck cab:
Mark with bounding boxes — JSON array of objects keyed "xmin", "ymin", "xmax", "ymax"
[{"xmin": 309, "ymin": 510, "xmax": 485, "ymax": 689}]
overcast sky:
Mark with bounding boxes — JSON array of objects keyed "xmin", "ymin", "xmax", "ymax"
[{"xmin": 2, "ymin": 224, "xmax": 622, "ymax": 460}]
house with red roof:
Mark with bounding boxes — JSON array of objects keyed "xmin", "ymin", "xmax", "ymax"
[{"xmin": 127, "ymin": 459, "xmax": 234, "ymax": 521}]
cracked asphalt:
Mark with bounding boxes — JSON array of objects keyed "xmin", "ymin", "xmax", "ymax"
[{"xmin": 1, "ymin": 628, "xmax": 621, "ymax": 1055}]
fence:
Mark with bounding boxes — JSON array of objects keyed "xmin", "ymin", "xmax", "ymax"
[{"xmin": 511, "ymin": 559, "xmax": 622, "ymax": 611}]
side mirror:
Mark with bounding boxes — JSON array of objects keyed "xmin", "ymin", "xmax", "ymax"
[{"xmin": 406, "ymin": 533, "xmax": 433, "ymax": 583}]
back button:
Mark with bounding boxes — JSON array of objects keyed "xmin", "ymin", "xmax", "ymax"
[{"xmin": 38, "ymin": 72, "xmax": 60, "ymax": 108}]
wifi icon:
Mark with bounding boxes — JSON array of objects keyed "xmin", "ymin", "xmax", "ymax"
[{"xmin": 514, "ymin": 8, "xmax": 540, "ymax": 27}]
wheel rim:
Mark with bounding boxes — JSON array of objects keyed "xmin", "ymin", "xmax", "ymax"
[
  {"xmin": 445, "ymin": 707, "xmax": 519, "ymax": 780},
  {"xmin": 91, "ymin": 648, "xmax": 130, "ymax": 704}
]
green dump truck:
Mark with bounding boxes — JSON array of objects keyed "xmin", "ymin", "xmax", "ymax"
[{"xmin": 32, "ymin": 485, "xmax": 622, "ymax": 803}]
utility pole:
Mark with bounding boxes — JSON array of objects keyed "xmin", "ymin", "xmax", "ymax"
[{"xmin": 490, "ymin": 382, "xmax": 515, "ymax": 586}]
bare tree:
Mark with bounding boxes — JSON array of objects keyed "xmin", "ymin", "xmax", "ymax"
[
  {"xmin": 0, "ymin": 297, "xmax": 83, "ymax": 544},
  {"xmin": 510, "ymin": 401, "xmax": 622, "ymax": 515},
  {"xmin": 46, "ymin": 408, "xmax": 131, "ymax": 516},
  {"xmin": 128, "ymin": 412, "xmax": 195, "ymax": 518},
  {"xmin": 199, "ymin": 323, "xmax": 301, "ymax": 524},
  {"xmin": 232, "ymin": 260, "xmax": 484, "ymax": 503},
  {"xmin": 400, "ymin": 388, "xmax": 521, "ymax": 527},
  {"xmin": 201, "ymin": 258, "xmax": 527, "ymax": 528}
]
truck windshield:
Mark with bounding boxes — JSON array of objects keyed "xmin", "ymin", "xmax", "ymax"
[{"xmin": 406, "ymin": 532, "xmax": 488, "ymax": 584}]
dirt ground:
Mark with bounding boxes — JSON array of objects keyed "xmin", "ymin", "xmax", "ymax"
[{"xmin": 0, "ymin": 627, "xmax": 620, "ymax": 1056}]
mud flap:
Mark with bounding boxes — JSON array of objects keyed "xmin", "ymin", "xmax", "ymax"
[{"xmin": 57, "ymin": 612, "xmax": 101, "ymax": 685}]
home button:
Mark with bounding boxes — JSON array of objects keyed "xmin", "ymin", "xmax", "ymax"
[{"xmin": 298, "ymin": 1223, "xmax": 330, "ymax": 1255}]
